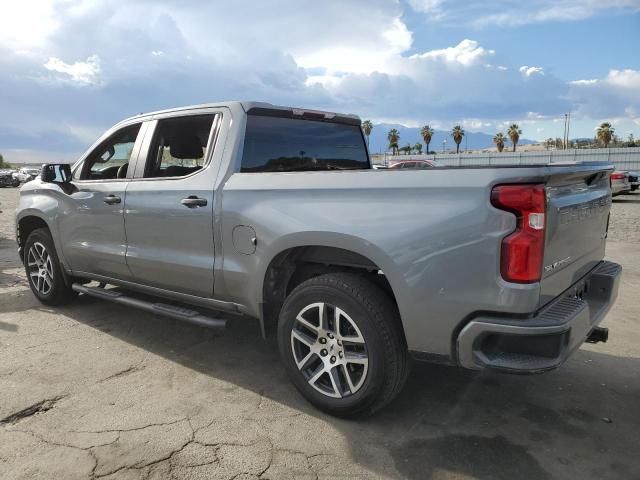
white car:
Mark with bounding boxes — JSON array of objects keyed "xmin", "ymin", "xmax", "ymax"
[
  {"xmin": 611, "ymin": 171, "xmax": 631, "ymax": 196},
  {"xmin": 14, "ymin": 167, "xmax": 41, "ymax": 183}
]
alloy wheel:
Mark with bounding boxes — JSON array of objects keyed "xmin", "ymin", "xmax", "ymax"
[
  {"xmin": 27, "ymin": 242, "xmax": 54, "ymax": 295},
  {"xmin": 290, "ymin": 302, "xmax": 369, "ymax": 399}
]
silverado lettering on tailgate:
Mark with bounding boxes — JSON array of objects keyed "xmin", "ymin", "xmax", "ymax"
[{"xmin": 558, "ymin": 195, "xmax": 610, "ymax": 226}]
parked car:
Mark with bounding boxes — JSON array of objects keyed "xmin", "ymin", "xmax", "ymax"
[
  {"xmin": 611, "ymin": 171, "xmax": 631, "ymax": 196},
  {"xmin": 16, "ymin": 101, "xmax": 621, "ymax": 417},
  {"xmin": 0, "ymin": 169, "xmax": 20, "ymax": 187},
  {"xmin": 14, "ymin": 167, "xmax": 42, "ymax": 183},
  {"xmin": 628, "ymin": 171, "xmax": 639, "ymax": 192},
  {"xmin": 388, "ymin": 159, "xmax": 440, "ymax": 169}
]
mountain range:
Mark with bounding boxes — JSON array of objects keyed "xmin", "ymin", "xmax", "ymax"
[{"xmin": 366, "ymin": 123, "xmax": 536, "ymax": 154}]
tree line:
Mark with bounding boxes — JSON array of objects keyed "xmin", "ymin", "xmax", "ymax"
[
  {"xmin": 360, "ymin": 120, "xmax": 636, "ymax": 154},
  {"xmin": 0, "ymin": 153, "xmax": 12, "ymax": 169}
]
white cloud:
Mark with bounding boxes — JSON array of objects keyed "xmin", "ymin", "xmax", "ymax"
[
  {"xmin": 0, "ymin": 0, "xmax": 60, "ymax": 48},
  {"xmin": 606, "ymin": 69, "xmax": 640, "ymax": 89},
  {"xmin": 411, "ymin": 39, "xmax": 494, "ymax": 67},
  {"xmin": 0, "ymin": 0, "xmax": 638, "ymax": 155},
  {"xmin": 295, "ymin": 16, "xmax": 412, "ymax": 76},
  {"xmin": 569, "ymin": 68, "xmax": 640, "ymax": 119},
  {"xmin": 44, "ymin": 55, "xmax": 101, "ymax": 85},
  {"xmin": 520, "ymin": 66, "xmax": 545, "ymax": 77},
  {"xmin": 460, "ymin": 119, "xmax": 493, "ymax": 129},
  {"xmin": 570, "ymin": 79, "xmax": 598, "ymax": 85},
  {"xmin": 407, "ymin": 0, "xmax": 446, "ymax": 18}
]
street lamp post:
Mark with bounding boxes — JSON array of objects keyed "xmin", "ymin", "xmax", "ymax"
[{"xmin": 442, "ymin": 139, "xmax": 446, "ymax": 153}]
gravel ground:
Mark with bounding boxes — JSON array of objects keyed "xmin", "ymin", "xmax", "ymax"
[
  {"xmin": 609, "ymin": 194, "xmax": 640, "ymax": 243},
  {"xmin": 0, "ymin": 186, "xmax": 639, "ymax": 480}
]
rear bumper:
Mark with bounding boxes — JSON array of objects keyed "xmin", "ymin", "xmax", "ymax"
[
  {"xmin": 456, "ymin": 261, "xmax": 622, "ymax": 373},
  {"xmin": 611, "ymin": 183, "xmax": 630, "ymax": 195}
]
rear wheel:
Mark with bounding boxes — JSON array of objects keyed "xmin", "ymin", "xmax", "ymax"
[
  {"xmin": 278, "ymin": 273, "xmax": 409, "ymax": 417},
  {"xmin": 24, "ymin": 228, "xmax": 77, "ymax": 306}
]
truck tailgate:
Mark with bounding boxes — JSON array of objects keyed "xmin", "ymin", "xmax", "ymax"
[{"xmin": 539, "ymin": 166, "xmax": 613, "ymax": 306}]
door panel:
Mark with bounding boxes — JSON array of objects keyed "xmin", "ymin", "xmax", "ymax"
[
  {"xmin": 123, "ymin": 113, "xmax": 221, "ymax": 297},
  {"xmin": 122, "ymin": 181, "xmax": 215, "ymax": 296},
  {"xmin": 59, "ymin": 182, "xmax": 132, "ymax": 279},
  {"xmin": 60, "ymin": 122, "xmax": 146, "ymax": 279}
]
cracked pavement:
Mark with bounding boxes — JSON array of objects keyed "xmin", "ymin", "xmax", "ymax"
[{"xmin": 1, "ymin": 188, "xmax": 640, "ymax": 479}]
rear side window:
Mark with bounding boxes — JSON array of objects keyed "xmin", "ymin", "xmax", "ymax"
[
  {"xmin": 145, "ymin": 114, "xmax": 216, "ymax": 178},
  {"xmin": 241, "ymin": 115, "xmax": 369, "ymax": 172}
]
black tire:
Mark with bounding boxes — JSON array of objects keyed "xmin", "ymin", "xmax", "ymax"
[
  {"xmin": 23, "ymin": 228, "xmax": 77, "ymax": 306},
  {"xmin": 277, "ymin": 273, "xmax": 410, "ymax": 417}
]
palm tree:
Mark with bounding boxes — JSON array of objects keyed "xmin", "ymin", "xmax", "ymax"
[
  {"xmin": 507, "ymin": 124, "xmax": 522, "ymax": 152},
  {"xmin": 388, "ymin": 129, "xmax": 400, "ymax": 155},
  {"xmin": 451, "ymin": 126, "xmax": 464, "ymax": 154},
  {"xmin": 596, "ymin": 122, "xmax": 614, "ymax": 147},
  {"xmin": 420, "ymin": 125, "xmax": 434, "ymax": 154},
  {"xmin": 362, "ymin": 120, "xmax": 373, "ymax": 150},
  {"xmin": 544, "ymin": 138, "xmax": 555, "ymax": 150},
  {"xmin": 627, "ymin": 133, "xmax": 635, "ymax": 147},
  {"xmin": 493, "ymin": 132, "xmax": 506, "ymax": 152},
  {"xmin": 414, "ymin": 142, "xmax": 423, "ymax": 154}
]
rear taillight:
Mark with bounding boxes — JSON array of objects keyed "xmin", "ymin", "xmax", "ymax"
[
  {"xmin": 491, "ymin": 184, "xmax": 546, "ymax": 283},
  {"xmin": 610, "ymin": 173, "xmax": 625, "ymax": 180}
]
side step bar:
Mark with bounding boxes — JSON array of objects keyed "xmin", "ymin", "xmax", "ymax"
[{"xmin": 71, "ymin": 284, "xmax": 227, "ymax": 330}]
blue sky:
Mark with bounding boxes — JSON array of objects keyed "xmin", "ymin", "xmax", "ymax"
[
  {"xmin": 1, "ymin": 0, "xmax": 639, "ymax": 162},
  {"xmin": 403, "ymin": 4, "xmax": 640, "ymax": 80}
]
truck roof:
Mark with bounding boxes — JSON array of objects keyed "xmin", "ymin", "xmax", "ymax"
[{"xmin": 116, "ymin": 101, "xmax": 361, "ymax": 127}]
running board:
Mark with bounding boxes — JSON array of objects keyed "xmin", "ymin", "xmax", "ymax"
[{"xmin": 71, "ymin": 284, "xmax": 227, "ymax": 330}]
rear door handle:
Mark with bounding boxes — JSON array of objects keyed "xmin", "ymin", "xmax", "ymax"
[
  {"xmin": 181, "ymin": 196, "xmax": 208, "ymax": 208},
  {"xmin": 103, "ymin": 194, "xmax": 121, "ymax": 205}
]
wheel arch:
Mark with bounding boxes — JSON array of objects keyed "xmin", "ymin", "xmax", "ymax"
[
  {"xmin": 258, "ymin": 233, "xmax": 406, "ymax": 339},
  {"xmin": 16, "ymin": 213, "xmax": 51, "ymax": 262}
]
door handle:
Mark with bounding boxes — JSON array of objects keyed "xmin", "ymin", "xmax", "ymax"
[
  {"xmin": 181, "ymin": 196, "xmax": 208, "ymax": 208},
  {"xmin": 103, "ymin": 195, "xmax": 121, "ymax": 205}
]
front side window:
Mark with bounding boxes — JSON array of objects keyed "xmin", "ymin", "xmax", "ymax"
[
  {"xmin": 144, "ymin": 114, "xmax": 216, "ymax": 178},
  {"xmin": 78, "ymin": 124, "xmax": 141, "ymax": 180},
  {"xmin": 241, "ymin": 115, "xmax": 369, "ymax": 172}
]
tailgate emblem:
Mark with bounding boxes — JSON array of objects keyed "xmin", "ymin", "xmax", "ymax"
[
  {"xmin": 544, "ymin": 256, "xmax": 572, "ymax": 272},
  {"xmin": 558, "ymin": 196, "xmax": 610, "ymax": 225}
]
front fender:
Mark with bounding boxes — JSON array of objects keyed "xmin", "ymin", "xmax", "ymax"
[{"xmin": 16, "ymin": 182, "xmax": 69, "ymax": 268}]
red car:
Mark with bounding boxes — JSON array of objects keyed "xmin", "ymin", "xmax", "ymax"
[{"xmin": 388, "ymin": 159, "xmax": 440, "ymax": 169}]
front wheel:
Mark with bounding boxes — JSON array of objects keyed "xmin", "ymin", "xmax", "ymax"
[
  {"xmin": 278, "ymin": 273, "xmax": 409, "ymax": 417},
  {"xmin": 24, "ymin": 228, "xmax": 77, "ymax": 306}
]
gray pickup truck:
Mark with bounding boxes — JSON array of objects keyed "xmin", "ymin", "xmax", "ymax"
[{"xmin": 16, "ymin": 101, "xmax": 621, "ymax": 416}]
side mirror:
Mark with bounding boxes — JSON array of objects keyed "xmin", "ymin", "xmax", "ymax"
[{"xmin": 41, "ymin": 164, "xmax": 72, "ymax": 184}]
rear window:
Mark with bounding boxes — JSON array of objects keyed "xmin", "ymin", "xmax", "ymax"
[{"xmin": 241, "ymin": 115, "xmax": 369, "ymax": 172}]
